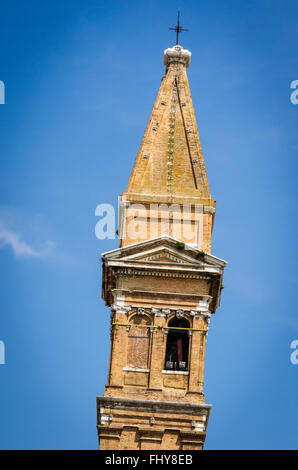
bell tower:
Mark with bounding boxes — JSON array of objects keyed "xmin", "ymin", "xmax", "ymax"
[{"xmin": 97, "ymin": 43, "xmax": 227, "ymax": 450}]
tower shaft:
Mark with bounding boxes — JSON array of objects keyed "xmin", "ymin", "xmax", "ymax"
[{"xmin": 97, "ymin": 44, "xmax": 226, "ymax": 451}]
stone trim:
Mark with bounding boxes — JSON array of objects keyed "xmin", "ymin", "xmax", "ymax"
[
  {"xmin": 111, "ymin": 304, "xmax": 211, "ymax": 320},
  {"xmin": 97, "ymin": 396, "xmax": 211, "ymax": 413},
  {"xmin": 162, "ymin": 370, "xmax": 189, "ymax": 375},
  {"xmin": 123, "ymin": 367, "xmax": 150, "ymax": 373},
  {"xmin": 116, "ymin": 268, "xmax": 212, "ymax": 279}
]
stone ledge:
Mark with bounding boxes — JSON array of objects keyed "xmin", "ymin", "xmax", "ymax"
[
  {"xmin": 97, "ymin": 395, "xmax": 211, "ymax": 412},
  {"xmin": 123, "ymin": 367, "xmax": 150, "ymax": 373},
  {"xmin": 162, "ymin": 370, "xmax": 189, "ymax": 375}
]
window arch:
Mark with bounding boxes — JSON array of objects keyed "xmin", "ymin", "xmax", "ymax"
[
  {"xmin": 165, "ymin": 318, "xmax": 189, "ymax": 371},
  {"xmin": 127, "ymin": 314, "xmax": 151, "ymax": 369}
]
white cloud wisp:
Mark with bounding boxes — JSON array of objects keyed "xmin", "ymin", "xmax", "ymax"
[{"xmin": 0, "ymin": 224, "xmax": 55, "ymax": 259}]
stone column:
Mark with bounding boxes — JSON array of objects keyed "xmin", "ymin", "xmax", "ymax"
[
  {"xmin": 188, "ymin": 316, "xmax": 205, "ymax": 394},
  {"xmin": 109, "ymin": 310, "xmax": 129, "ymax": 387},
  {"xmin": 148, "ymin": 311, "xmax": 166, "ymax": 390},
  {"xmin": 197, "ymin": 318, "xmax": 208, "ymax": 393}
]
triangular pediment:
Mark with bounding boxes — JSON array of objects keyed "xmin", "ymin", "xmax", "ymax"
[
  {"xmin": 102, "ymin": 235, "xmax": 227, "ymax": 272},
  {"xmin": 121, "ymin": 246, "xmax": 203, "ymax": 266}
]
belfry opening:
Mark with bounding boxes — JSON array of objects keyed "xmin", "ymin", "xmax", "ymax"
[{"xmin": 165, "ymin": 318, "xmax": 189, "ymax": 371}]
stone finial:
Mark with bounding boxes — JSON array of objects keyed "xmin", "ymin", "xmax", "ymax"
[{"xmin": 163, "ymin": 45, "xmax": 191, "ymax": 68}]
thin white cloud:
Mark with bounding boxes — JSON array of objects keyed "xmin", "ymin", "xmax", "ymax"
[{"xmin": 0, "ymin": 224, "xmax": 55, "ymax": 259}]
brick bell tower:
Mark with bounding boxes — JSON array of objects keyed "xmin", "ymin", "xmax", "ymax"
[{"xmin": 97, "ymin": 43, "xmax": 227, "ymax": 450}]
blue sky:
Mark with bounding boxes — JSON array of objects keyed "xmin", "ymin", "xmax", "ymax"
[{"xmin": 0, "ymin": 0, "xmax": 297, "ymax": 449}]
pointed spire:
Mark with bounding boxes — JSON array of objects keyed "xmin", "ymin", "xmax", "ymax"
[{"xmin": 124, "ymin": 45, "xmax": 214, "ymax": 205}]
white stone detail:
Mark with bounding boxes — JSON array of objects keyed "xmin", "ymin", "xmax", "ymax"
[
  {"xmin": 113, "ymin": 292, "xmax": 125, "ymax": 306},
  {"xmin": 100, "ymin": 414, "xmax": 113, "ymax": 425},
  {"xmin": 152, "ymin": 308, "xmax": 165, "ymax": 317},
  {"xmin": 175, "ymin": 310, "xmax": 184, "ymax": 318},
  {"xmin": 111, "ymin": 304, "xmax": 131, "ymax": 314},
  {"xmin": 191, "ymin": 420, "xmax": 205, "ymax": 432},
  {"xmin": 162, "ymin": 309, "xmax": 171, "ymax": 315},
  {"xmin": 123, "ymin": 367, "xmax": 150, "ymax": 373},
  {"xmin": 195, "ymin": 298, "xmax": 211, "ymax": 315},
  {"xmin": 163, "ymin": 45, "xmax": 191, "ymax": 68},
  {"xmin": 162, "ymin": 370, "xmax": 189, "ymax": 375},
  {"xmin": 143, "ymin": 252, "xmax": 188, "ymax": 264},
  {"xmin": 111, "ymin": 305, "xmax": 212, "ymax": 322},
  {"xmin": 204, "ymin": 205, "xmax": 216, "ymax": 214},
  {"xmin": 190, "ymin": 310, "xmax": 211, "ymax": 320}
]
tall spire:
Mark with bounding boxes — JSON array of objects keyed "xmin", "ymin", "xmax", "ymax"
[
  {"xmin": 120, "ymin": 44, "xmax": 216, "ymax": 253},
  {"xmin": 124, "ymin": 44, "xmax": 214, "ymax": 205}
]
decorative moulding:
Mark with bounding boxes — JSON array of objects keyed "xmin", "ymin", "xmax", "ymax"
[{"xmin": 110, "ymin": 305, "xmax": 212, "ymax": 320}]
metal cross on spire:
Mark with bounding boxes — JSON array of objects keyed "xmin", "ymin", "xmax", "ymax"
[{"xmin": 169, "ymin": 10, "xmax": 189, "ymax": 45}]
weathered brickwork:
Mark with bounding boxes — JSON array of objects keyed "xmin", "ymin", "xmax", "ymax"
[
  {"xmin": 97, "ymin": 397, "xmax": 208, "ymax": 450},
  {"xmin": 119, "ymin": 48, "xmax": 216, "ymax": 251},
  {"xmin": 97, "ymin": 45, "xmax": 227, "ymax": 450},
  {"xmin": 127, "ymin": 315, "xmax": 150, "ymax": 369}
]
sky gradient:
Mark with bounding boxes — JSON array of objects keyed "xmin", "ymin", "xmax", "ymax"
[{"xmin": 0, "ymin": 0, "xmax": 297, "ymax": 449}]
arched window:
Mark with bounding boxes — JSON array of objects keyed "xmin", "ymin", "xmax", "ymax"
[
  {"xmin": 165, "ymin": 318, "xmax": 189, "ymax": 371},
  {"xmin": 127, "ymin": 314, "xmax": 150, "ymax": 369}
]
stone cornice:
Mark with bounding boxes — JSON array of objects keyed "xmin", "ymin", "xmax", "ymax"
[
  {"xmin": 97, "ymin": 395, "xmax": 211, "ymax": 413},
  {"xmin": 120, "ymin": 192, "xmax": 216, "ymax": 207},
  {"xmin": 114, "ymin": 267, "xmax": 214, "ymax": 279}
]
